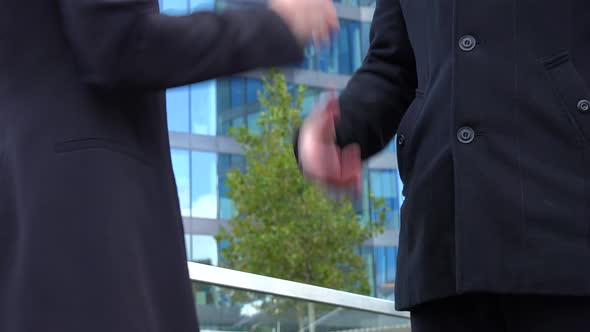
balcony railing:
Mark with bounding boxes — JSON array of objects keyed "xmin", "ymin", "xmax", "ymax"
[{"xmin": 188, "ymin": 262, "xmax": 410, "ymax": 332}]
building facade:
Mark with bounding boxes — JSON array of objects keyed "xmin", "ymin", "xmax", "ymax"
[{"xmin": 159, "ymin": 0, "xmax": 402, "ymax": 301}]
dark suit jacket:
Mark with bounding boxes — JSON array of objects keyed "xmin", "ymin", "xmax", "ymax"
[
  {"xmin": 0, "ymin": 1, "xmax": 301, "ymax": 331},
  {"xmin": 302, "ymin": 0, "xmax": 590, "ymax": 310}
]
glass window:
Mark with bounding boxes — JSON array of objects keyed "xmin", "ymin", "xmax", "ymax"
[
  {"xmin": 397, "ymin": 174, "xmax": 405, "ymax": 208},
  {"xmin": 191, "ymin": 80, "xmax": 217, "ymax": 135},
  {"xmin": 334, "ymin": 0, "xmax": 360, "ymax": 6},
  {"xmin": 190, "ymin": 235, "xmax": 219, "ymax": 265},
  {"xmin": 338, "ymin": 21, "xmax": 351, "ymax": 74},
  {"xmin": 384, "ymin": 139, "xmax": 396, "ymax": 154},
  {"xmin": 191, "ymin": 151, "xmax": 218, "ymax": 219},
  {"xmin": 246, "ymin": 111, "xmax": 262, "ymax": 135},
  {"xmin": 361, "ymin": 22, "xmax": 372, "ymax": 58},
  {"xmin": 171, "ymin": 149, "xmax": 191, "ymax": 216},
  {"xmin": 373, "ymin": 246, "xmax": 397, "ymax": 300},
  {"xmin": 184, "ymin": 234, "xmax": 192, "ymax": 260},
  {"xmin": 161, "ymin": 0, "xmax": 188, "ymax": 14},
  {"xmin": 318, "ymin": 42, "xmax": 333, "ymax": 73},
  {"xmin": 216, "ymin": 79, "xmax": 231, "ymax": 115},
  {"xmin": 300, "ymin": 87, "xmax": 325, "ymax": 117},
  {"xmin": 217, "ymin": 79, "xmax": 241, "ymax": 136},
  {"xmin": 348, "ymin": 21, "xmax": 363, "ymax": 72},
  {"xmin": 359, "ymin": 0, "xmax": 376, "ymax": 7},
  {"xmin": 190, "ymin": 0, "xmax": 215, "ymax": 11},
  {"xmin": 218, "ymin": 154, "xmax": 246, "ymax": 220},
  {"xmin": 360, "ymin": 245, "xmax": 375, "ymax": 296},
  {"xmin": 369, "ymin": 169, "xmax": 400, "ymax": 230},
  {"xmin": 301, "ymin": 45, "xmax": 318, "ymax": 71},
  {"xmin": 217, "ymin": 240, "xmax": 230, "ymax": 266},
  {"xmin": 298, "ymin": 19, "xmax": 363, "ymax": 75},
  {"xmin": 230, "ymin": 78, "xmax": 245, "ymax": 108},
  {"xmin": 245, "ymin": 79, "xmax": 263, "ymax": 104},
  {"xmin": 374, "ymin": 246, "xmax": 386, "ymax": 286},
  {"xmin": 216, "ymin": 77, "xmax": 266, "ymax": 136},
  {"xmin": 166, "ymin": 86, "xmax": 190, "ymax": 132}
]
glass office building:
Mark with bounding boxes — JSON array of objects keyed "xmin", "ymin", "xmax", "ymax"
[{"xmin": 160, "ymin": 0, "xmax": 402, "ymax": 301}]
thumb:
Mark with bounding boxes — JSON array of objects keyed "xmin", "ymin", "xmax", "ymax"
[{"xmin": 315, "ymin": 96, "xmax": 339, "ymax": 143}]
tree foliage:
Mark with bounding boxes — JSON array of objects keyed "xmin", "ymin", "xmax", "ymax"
[{"xmin": 216, "ymin": 69, "xmax": 386, "ymax": 297}]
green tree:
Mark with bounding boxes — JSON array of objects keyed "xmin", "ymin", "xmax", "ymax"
[{"xmin": 216, "ymin": 69, "xmax": 387, "ymax": 331}]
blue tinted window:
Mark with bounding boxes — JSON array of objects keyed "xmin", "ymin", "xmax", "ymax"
[
  {"xmin": 171, "ymin": 149, "xmax": 191, "ymax": 216},
  {"xmin": 161, "ymin": 0, "xmax": 188, "ymax": 14},
  {"xmin": 373, "ymin": 246, "xmax": 397, "ymax": 300},
  {"xmin": 216, "ymin": 79, "xmax": 231, "ymax": 113},
  {"xmin": 246, "ymin": 79, "xmax": 263, "ymax": 104},
  {"xmin": 359, "ymin": 0, "xmax": 376, "ymax": 7},
  {"xmin": 369, "ymin": 169, "xmax": 400, "ymax": 230},
  {"xmin": 397, "ymin": 174, "xmax": 405, "ymax": 207},
  {"xmin": 184, "ymin": 234, "xmax": 192, "ymax": 260},
  {"xmin": 191, "ymin": 151, "xmax": 218, "ymax": 219},
  {"xmin": 301, "ymin": 46, "xmax": 318, "ymax": 71},
  {"xmin": 335, "ymin": 0, "xmax": 376, "ymax": 6},
  {"xmin": 361, "ymin": 22, "xmax": 371, "ymax": 58},
  {"xmin": 348, "ymin": 21, "xmax": 362, "ymax": 71},
  {"xmin": 190, "ymin": 0, "xmax": 215, "ymax": 11},
  {"xmin": 217, "ymin": 239, "xmax": 230, "ymax": 266},
  {"xmin": 191, "ymin": 80, "xmax": 217, "ymax": 135},
  {"xmin": 360, "ymin": 245, "xmax": 375, "ymax": 296},
  {"xmin": 299, "ymin": 19, "xmax": 363, "ymax": 75},
  {"xmin": 246, "ymin": 111, "xmax": 261, "ymax": 135},
  {"xmin": 384, "ymin": 139, "xmax": 396, "ymax": 154},
  {"xmin": 191, "ymin": 235, "xmax": 219, "ymax": 265},
  {"xmin": 301, "ymin": 87, "xmax": 325, "ymax": 117},
  {"xmin": 216, "ymin": 77, "xmax": 266, "ymax": 136},
  {"xmin": 334, "ymin": 0, "xmax": 360, "ymax": 5},
  {"xmin": 218, "ymin": 154, "xmax": 246, "ymax": 219},
  {"xmin": 166, "ymin": 86, "xmax": 190, "ymax": 132},
  {"xmin": 318, "ymin": 43, "xmax": 332, "ymax": 73},
  {"xmin": 217, "ymin": 79, "xmax": 242, "ymax": 136},
  {"xmin": 230, "ymin": 78, "xmax": 245, "ymax": 108},
  {"xmin": 339, "ymin": 22, "xmax": 351, "ymax": 74}
]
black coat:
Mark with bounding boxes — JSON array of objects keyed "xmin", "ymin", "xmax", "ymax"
[
  {"xmin": 0, "ymin": 1, "xmax": 301, "ymax": 331},
  {"xmin": 333, "ymin": 0, "xmax": 590, "ymax": 310}
]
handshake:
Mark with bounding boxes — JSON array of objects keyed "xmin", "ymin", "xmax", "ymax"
[
  {"xmin": 269, "ymin": 0, "xmax": 340, "ymax": 47},
  {"xmin": 269, "ymin": 0, "xmax": 362, "ymax": 193}
]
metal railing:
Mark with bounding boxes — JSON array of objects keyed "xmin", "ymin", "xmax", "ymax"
[{"xmin": 187, "ymin": 262, "xmax": 410, "ymax": 319}]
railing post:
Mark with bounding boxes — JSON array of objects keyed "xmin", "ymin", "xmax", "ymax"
[{"xmin": 308, "ymin": 302, "xmax": 316, "ymax": 332}]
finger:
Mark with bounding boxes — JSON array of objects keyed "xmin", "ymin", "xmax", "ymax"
[
  {"xmin": 314, "ymin": 17, "xmax": 330, "ymax": 47},
  {"xmin": 321, "ymin": 174, "xmax": 359, "ymax": 194},
  {"xmin": 301, "ymin": 102, "xmax": 332, "ymax": 144},
  {"xmin": 313, "ymin": 103, "xmax": 336, "ymax": 142},
  {"xmin": 340, "ymin": 144, "xmax": 362, "ymax": 183},
  {"xmin": 312, "ymin": 29, "xmax": 321, "ymax": 50},
  {"xmin": 324, "ymin": 0, "xmax": 339, "ymax": 33},
  {"xmin": 301, "ymin": 145, "xmax": 342, "ymax": 180},
  {"xmin": 325, "ymin": 96, "xmax": 340, "ymax": 122}
]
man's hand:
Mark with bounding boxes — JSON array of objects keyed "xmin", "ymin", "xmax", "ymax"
[
  {"xmin": 298, "ymin": 96, "xmax": 362, "ymax": 192},
  {"xmin": 270, "ymin": 0, "xmax": 339, "ymax": 47}
]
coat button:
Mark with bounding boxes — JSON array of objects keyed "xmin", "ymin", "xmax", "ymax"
[
  {"xmin": 578, "ymin": 99, "xmax": 590, "ymax": 113},
  {"xmin": 457, "ymin": 127, "xmax": 475, "ymax": 144},
  {"xmin": 459, "ymin": 35, "xmax": 477, "ymax": 52},
  {"xmin": 397, "ymin": 134, "xmax": 406, "ymax": 147}
]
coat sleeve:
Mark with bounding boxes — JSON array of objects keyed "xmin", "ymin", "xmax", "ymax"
[
  {"xmin": 58, "ymin": 0, "xmax": 303, "ymax": 90},
  {"xmin": 334, "ymin": 0, "xmax": 417, "ymax": 160}
]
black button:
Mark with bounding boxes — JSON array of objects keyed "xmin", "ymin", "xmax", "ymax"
[
  {"xmin": 459, "ymin": 35, "xmax": 477, "ymax": 52},
  {"xmin": 457, "ymin": 127, "xmax": 475, "ymax": 144},
  {"xmin": 577, "ymin": 99, "xmax": 590, "ymax": 113},
  {"xmin": 397, "ymin": 134, "xmax": 406, "ymax": 147}
]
